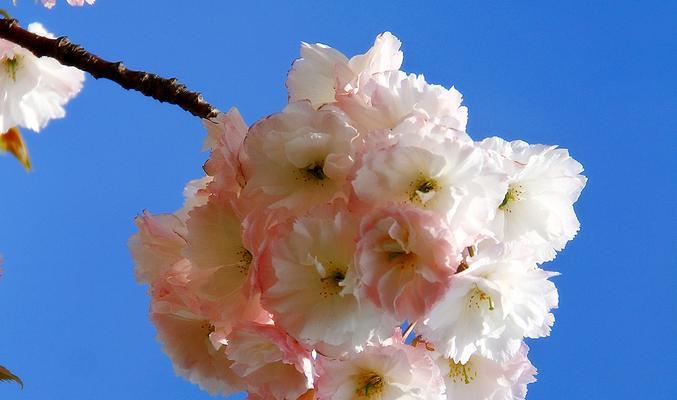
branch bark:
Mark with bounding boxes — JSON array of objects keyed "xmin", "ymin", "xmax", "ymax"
[{"xmin": 0, "ymin": 18, "xmax": 219, "ymax": 119}]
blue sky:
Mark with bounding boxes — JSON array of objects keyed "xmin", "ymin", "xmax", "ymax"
[{"xmin": 0, "ymin": 1, "xmax": 675, "ymax": 398}]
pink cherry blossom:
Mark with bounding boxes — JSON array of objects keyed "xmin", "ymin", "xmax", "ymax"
[
  {"xmin": 130, "ymin": 177, "xmax": 211, "ymax": 285},
  {"xmin": 226, "ymin": 322, "xmax": 315, "ymax": 400},
  {"xmin": 150, "ymin": 263, "xmax": 244, "ymax": 396},
  {"xmin": 336, "ymin": 71, "xmax": 468, "ymax": 133},
  {"xmin": 356, "ymin": 204, "xmax": 458, "ymax": 322},
  {"xmin": 181, "ymin": 194, "xmax": 272, "ymax": 330},
  {"xmin": 202, "ymin": 108, "xmax": 248, "ymax": 197},
  {"xmin": 259, "ymin": 201, "xmax": 396, "ymax": 353},
  {"xmin": 287, "ymin": 32, "xmax": 403, "ymax": 109},
  {"xmin": 129, "ymin": 211, "xmax": 187, "ymax": 285},
  {"xmin": 240, "ymin": 101, "xmax": 358, "ymax": 215},
  {"xmin": 316, "ymin": 332, "xmax": 445, "ymax": 400}
]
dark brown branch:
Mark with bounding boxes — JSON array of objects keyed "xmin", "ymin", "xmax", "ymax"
[{"xmin": 0, "ymin": 18, "xmax": 219, "ymax": 119}]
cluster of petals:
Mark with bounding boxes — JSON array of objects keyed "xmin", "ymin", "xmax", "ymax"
[
  {"xmin": 0, "ymin": 23, "xmax": 85, "ymax": 133},
  {"xmin": 41, "ymin": 0, "xmax": 95, "ymax": 9},
  {"xmin": 130, "ymin": 32, "xmax": 585, "ymax": 399}
]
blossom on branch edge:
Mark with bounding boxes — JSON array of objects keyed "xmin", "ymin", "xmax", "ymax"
[{"xmin": 0, "ymin": 22, "xmax": 84, "ymax": 133}]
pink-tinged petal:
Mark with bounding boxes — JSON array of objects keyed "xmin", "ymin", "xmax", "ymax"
[
  {"xmin": 260, "ymin": 201, "xmax": 397, "ymax": 353},
  {"xmin": 203, "ymin": 108, "xmax": 248, "ymax": 197},
  {"xmin": 287, "ymin": 32, "xmax": 403, "ymax": 109},
  {"xmin": 336, "ymin": 71, "xmax": 467, "ymax": 134},
  {"xmin": 240, "ymin": 101, "xmax": 358, "ymax": 217},
  {"xmin": 351, "ymin": 134, "xmax": 507, "ymax": 250},
  {"xmin": 356, "ymin": 204, "xmax": 459, "ymax": 322},
  {"xmin": 182, "ymin": 195, "xmax": 273, "ymax": 328},
  {"xmin": 129, "ymin": 211, "xmax": 187, "ymax": 285},
  {"xmin": 150, "ymin": 265, "xmax": 244, "ymax": 396},
  {"xmin": 227, "ymin": 322, "xmax": 315, "ymax": 400}
]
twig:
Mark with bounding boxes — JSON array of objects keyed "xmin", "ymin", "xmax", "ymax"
[
  {"xmin": 0, "ymin": 18, "xmax": 219, "ymax": 119},
  {"xmin": 402, "ymin": 321, "xmax": 417, "ymax": 340}
]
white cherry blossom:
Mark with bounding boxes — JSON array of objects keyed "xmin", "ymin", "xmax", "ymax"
[
  {"xmin": 352, "ymin": 132, "xmax": 507, "ymax": 249},
  {"xmin": 316, "ymin": 333, "xmax": 445, "ymax": 400},
  {"xmin": 422, "ymin": 243, "xmax": 558, "ymax": 363},
  {"xmin": 435, "ymin": 343, "xmax": 537, "ymax": 400},
  {"xmin": 480, "ymin": 137, "xmax": 587, "ymax": 262},
  {"xmin": 0, "ymin": 23, "xmax": 84, "ymax": 132}
]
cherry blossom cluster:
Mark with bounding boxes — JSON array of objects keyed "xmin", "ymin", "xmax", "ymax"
[{"xmin": 130, "ymin": 32, "xmax": 586, "ymax": 400}]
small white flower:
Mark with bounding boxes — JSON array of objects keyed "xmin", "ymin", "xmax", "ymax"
[
  {"xmin": 0, "ymin": 23, "xmax": 85, "ymax": 132},
  {"xmin": 480, "ymin": 137, "xmax": 587, "ymax": 262},
  {"xmin": 435, "ymin": 343, "xmax": 537, "ymax": 400},
  {"xmin": 422, "ymin": 243, "xmax": 558, "ymax": 363}
]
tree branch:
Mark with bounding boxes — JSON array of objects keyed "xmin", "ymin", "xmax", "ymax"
[{"xmin": 0, "ymin": 18, "xmax": 219, "ymax": 119}]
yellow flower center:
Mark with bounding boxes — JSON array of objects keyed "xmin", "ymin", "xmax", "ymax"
[
  {"xmin": 498, "ymin": 184, "xmax": 525, "ymax": 212},
  {"xmin": 319, "ymin": 262, "xmax": 346, "ymax": 298},
  {"xmin": 2, "ymin": 56, "xmax": 21, "ymax": 81},
  {"xmin": 355, "ymin": 371, "xmax": 384, "ymax": 398},
  {"xmin": 448, "ymin": 359, "xmax": 478, "ymax": 384},
  {"xmin": 237, "ymin": 248, "xmax": 253, "ymax": 275},
  {"xmin": 408, "ymin": 174, "xmax": 440, "ymax": 205},
  {"xmin": 295, "ymin": 161, "xmax": 328, "ymax": 185},
  {"xmin": 305, "ymin": 162, "xmax": 326, "ymax": 180},
  {"xmin": 467, "ymin": 286, "xmax": 495, "ymax": 311}
]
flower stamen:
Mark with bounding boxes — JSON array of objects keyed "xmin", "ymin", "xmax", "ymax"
[
  {"xmin": 408, "ymin": 174, "xmax": 440, "ymax": 205},
  {"xmin": 356, "ymin": 371, "xmax": 384, "ymax": 398},
  {"xmin": 304, "ymin": 162, "xmax": 326, "ymax": 181},
  {"xmin": 319, "ymin": 263, "xmax": 346, "ymax": 298},
  {"xmin": 448, "ymin": 359, "xmax": 477, "ymax": 384},
  {"xmin": 467, "ymin": 286, "xmax": 495, "ymax": 311},
  {"xmin": 2, "ymin": 56, "xmax": 21, "ymax": 81},
  {"xmin": 237, "ymin": 248, "xmax": 253, "ymax": 275},
  {"xmin": 498, "ymin": 184, "xmax": 524, "ymax": 212}
]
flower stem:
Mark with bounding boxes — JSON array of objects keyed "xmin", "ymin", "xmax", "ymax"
[{"xmin": 402, "ymin": 321, "xmax": 417, "ymax": 340}]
